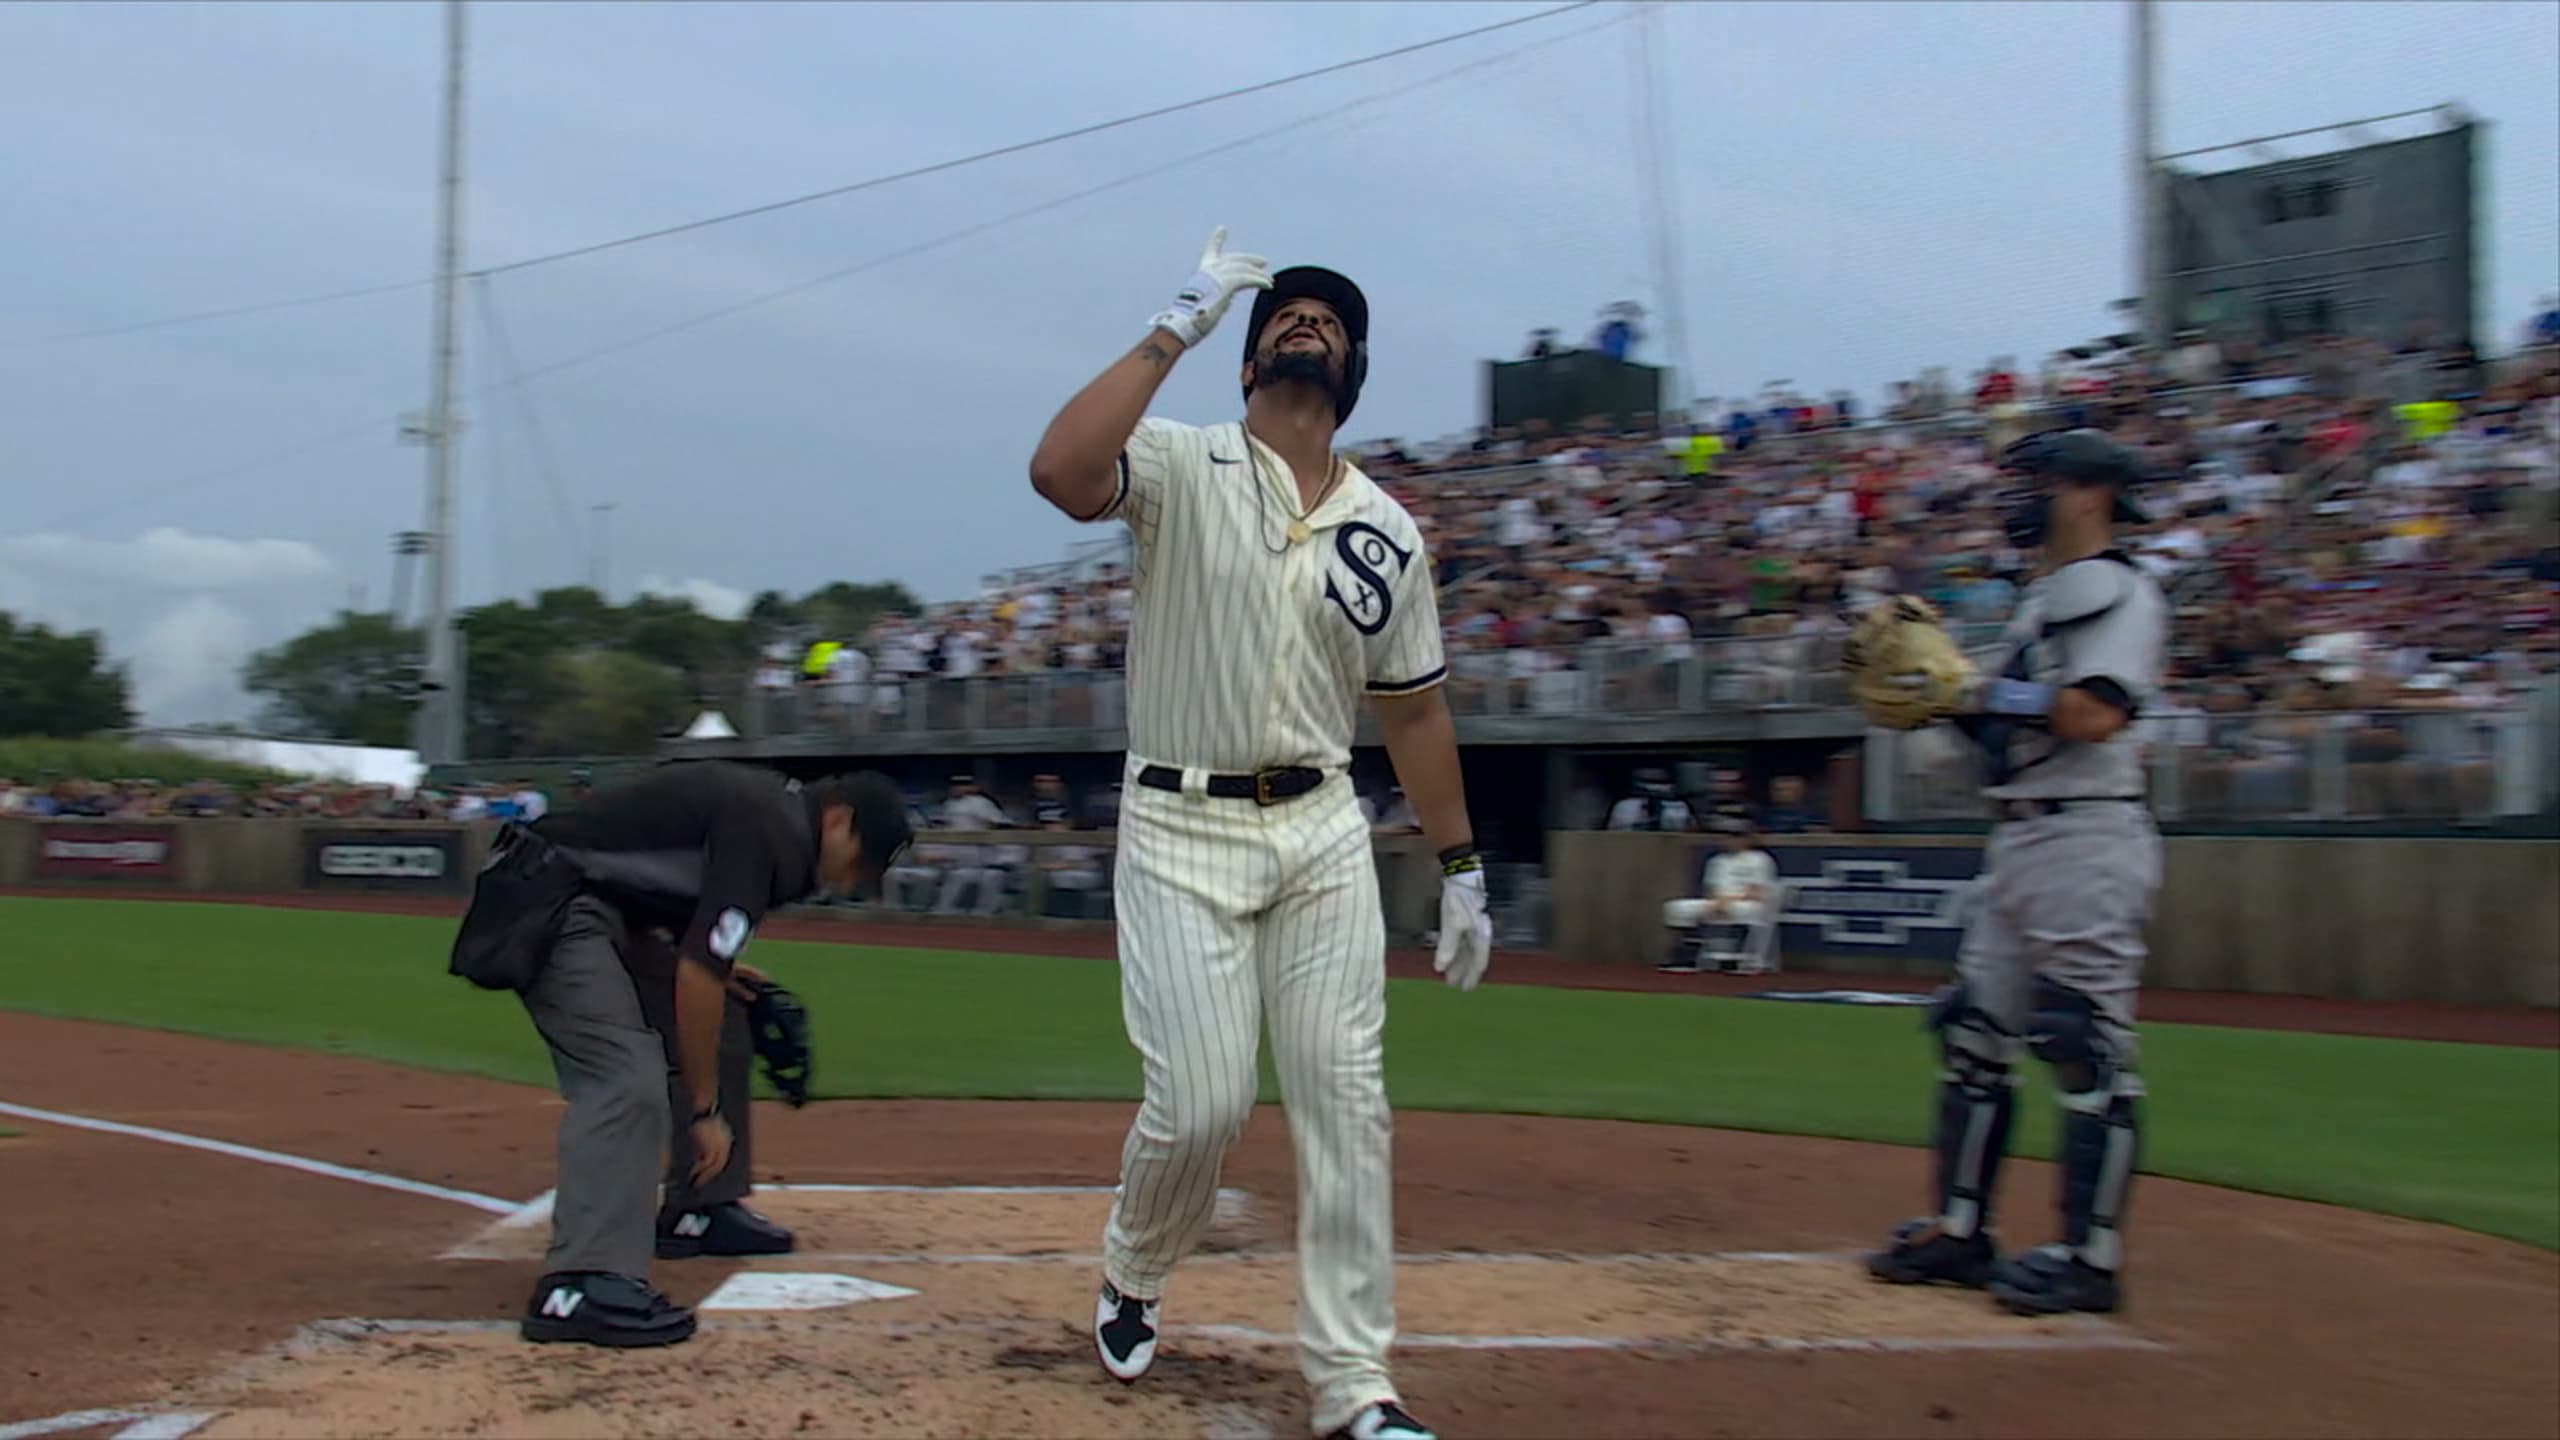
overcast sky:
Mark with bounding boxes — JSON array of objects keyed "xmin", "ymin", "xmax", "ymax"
[{"xmin": 3, "ymin": 0, "xmax": 2554, "ymax": 727}]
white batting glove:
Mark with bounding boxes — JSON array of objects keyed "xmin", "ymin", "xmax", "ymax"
[
  {"xmin": 1147, "ymin": 226, "xmax": 1272, "ymax": 351},
  {"xmin": 1433, "ymin": 859, "xmax": 1493, "ymax": 992}
]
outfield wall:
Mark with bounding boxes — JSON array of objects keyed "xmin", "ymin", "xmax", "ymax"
[{"xmin": 4, "ymin": 819, "xmax": 2553, "ymax": 1008}]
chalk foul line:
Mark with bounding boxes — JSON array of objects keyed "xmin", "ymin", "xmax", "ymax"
[
  {"xmin": 0, "ymin": 1411, "xmax": 211, "ymax": 1440},
  {"xmin": 0, "ymin": 1099, "xmax": 517, "ymax": 1215}
]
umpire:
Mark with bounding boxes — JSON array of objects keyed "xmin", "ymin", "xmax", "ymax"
[{"xmin": 448, "ymin": 759, "xmax": 911, "ymax": 1348}]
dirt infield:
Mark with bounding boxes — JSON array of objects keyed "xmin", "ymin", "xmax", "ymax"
[
  {"xmin": 4, "ymin": 1011, "xmax": 2556, "ymax": 1439},
  {"xmin": 8, "ymin": 886, "xmax": 2554, "ymax": 1048}
]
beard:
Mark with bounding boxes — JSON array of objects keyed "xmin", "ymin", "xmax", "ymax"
[{"xmin": 1252, "ymin": 342, "xmax": 1341, "ymax": 406}]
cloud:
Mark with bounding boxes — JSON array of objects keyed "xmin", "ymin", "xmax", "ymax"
[
  {"xmin": 0, "ymin": 527, "xmax": 336, "ymax": 592},
  {"xmin": 0, "ymin": 527, "xmax": 345, "ymax": 727},
  {"xmin": 126, "ymin": 594, "xmax": 258, "ymax": 720},
  {"xmin": 637, "ymin": 574, "xmax": 751, "ymax": 622}
]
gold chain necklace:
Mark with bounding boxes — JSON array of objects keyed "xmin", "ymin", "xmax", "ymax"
[{"xmin": 1245, "ymin": 422, "xmax": 1346, "ymax": 551}]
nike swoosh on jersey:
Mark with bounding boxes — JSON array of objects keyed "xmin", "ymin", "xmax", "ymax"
[{"xmin": 1208, "ymin": 452, "xmax": 1241, "ymax": 464}]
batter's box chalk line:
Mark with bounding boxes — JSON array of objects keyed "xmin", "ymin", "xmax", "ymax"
[
  {"xmin": 0, "ymin": 1409, "xmax": 214, "ymax": 1440},
  {"xmin": 249, "ymin": 1311, "xmax": 2164, "ymax": 1357},
  {"xmin": 437, "ymin": 1181, "xmax": 1257, "ymax": 1261},
  {"xmin": 762, "ymin": 1247, "xmax": 1869, "ymax": 1267}
]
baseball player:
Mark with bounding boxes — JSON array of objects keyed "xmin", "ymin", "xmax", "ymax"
[
  {"xmin": 1027, "ymin": 227, "xmax": 1492, "ymax": 1440},
  {"xmin": 446, "ymin": 760, "xmax": 912, "ymax": 1347},
  {"xmin": 1858, "ymin": 428, "xmax": 2166, "ymax": 1317},
  {"xmin": 1657, "ymin": 814, "xmax": 1778, "ymax": 973}
]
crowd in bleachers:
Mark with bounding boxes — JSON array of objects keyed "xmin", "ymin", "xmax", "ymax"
[
  {"xmin": 0, "ymin": 775, "xmax": 558, "ymax": 822},
  {"xmin": 765, "ymin": 310, "xmax": 2558, "ymax": 734}
]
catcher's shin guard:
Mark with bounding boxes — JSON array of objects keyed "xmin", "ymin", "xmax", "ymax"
[
  {"xmin": 1934, "ymin": 1051, "xmax": 2017, "ymax": 1240},
  {"xmin": 2025, "ymin": 978, "xmax": 2139, "ymax": 1272},
  {"xmin": 1926, "ymin": 982, "xmax": 2018, "ymax": 1239},
  {"xmin": 2056, "ymin": 1092, "xmax": 2139, "ymax": 1271}
]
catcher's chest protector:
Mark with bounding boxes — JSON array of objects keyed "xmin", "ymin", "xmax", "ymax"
[{"xmin": 1978, "ymin": 556, "xmax": 2164, "ymax": 796}]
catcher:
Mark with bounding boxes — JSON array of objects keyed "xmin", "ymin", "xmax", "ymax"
[
  {"xmin": 448, "ymin": 760, "xmax": 910, "ymax": 1348},
  {"xmin": 1842, "ymin": 428, "xmax": 2167, "ymax": 1318}
]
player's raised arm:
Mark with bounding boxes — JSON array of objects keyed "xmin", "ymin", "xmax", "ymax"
[{"xmin": 1028, "ymin": 226, "xmax": 1273, "ymax": 521}]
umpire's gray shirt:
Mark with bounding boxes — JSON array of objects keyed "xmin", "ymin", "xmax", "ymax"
[{"xmin": 1981, "ymin": 552, "xmax": 2167, "ymax": 802}]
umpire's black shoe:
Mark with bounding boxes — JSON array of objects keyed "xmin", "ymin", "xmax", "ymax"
[
  {"xmin": 656, "ymin": 1200, "xmax": 797, "ymax": 1259},
  {"xmin": 1865, "ymin": 1216, "xmax": 1998, "ymax": 1289},
  {"xmin": 521, "ymin": 1271, "xmax": 696, "ymax": 1348},
  {"xmin": 1988, "ymin": 1243, "xmax": 2122, "ymax": 1315}
]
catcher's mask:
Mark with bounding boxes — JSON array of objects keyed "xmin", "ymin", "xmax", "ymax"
[
  {"xmin": 1241, "ymin": 264, "xmax": 1369, "ymax": 426},
  {"xmin": 1995, "ymin": 428, "xmax": 2149, "ymax": 547}
]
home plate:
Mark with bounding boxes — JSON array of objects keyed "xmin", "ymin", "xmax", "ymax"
[{"xmin": 696, "ymin": 1271, "xmax": 918, "ymax": 1310}]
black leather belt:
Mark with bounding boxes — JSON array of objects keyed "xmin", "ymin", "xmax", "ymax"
[
  {"xmin": 1995, "ymin": 796, "xmax": 2144, "ymax": 822},
  {"xmin": 1135, "ymin": 764, "xmax": 1325, "ymax": 807}
]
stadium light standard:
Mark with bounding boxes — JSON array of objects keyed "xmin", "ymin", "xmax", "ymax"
[{"xmin": 412, "ymin": 0, "xmax": 469, "ymax": 765}]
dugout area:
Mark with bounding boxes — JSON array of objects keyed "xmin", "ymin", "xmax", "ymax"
[{"xmin": 3, "ymin": 1005, "xmax": 2555, "ymax": 1440}]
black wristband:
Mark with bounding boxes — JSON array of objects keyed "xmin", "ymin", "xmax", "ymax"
[{"xmin": 1437, "ymin": 843, "xmax": 1481, "ymax": 876}]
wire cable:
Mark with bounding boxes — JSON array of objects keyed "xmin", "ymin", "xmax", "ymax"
[
  {"xmin": 6, "ymin": 1, "xmax": 1600, "ymax": 348},
  {"xmin": 33, "ymin": 8, "xmax": 1623, "ymax": 538},
  {"xmin": 469, "ymin": 274, "xmax": 583, "ymax": 550},
  {"xmin": 21, "ymin": 278, "xmax": 436, "ymax": 347},
  {"xmin": 473, "ymin": 0, "xmax": 1601, "ymax": 277},
  {"xmin": 482, "ymin": 10, "xmax": 1628, "ymax": 396},
  {"xmin": 16, "ymin": 408, "xmax": 411, "ymax": 536}
]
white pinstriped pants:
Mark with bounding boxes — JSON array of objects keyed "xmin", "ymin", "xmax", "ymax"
[{"xmin": 1102, "ymin": 764, "xmax": 1398, "ymax": 1432}]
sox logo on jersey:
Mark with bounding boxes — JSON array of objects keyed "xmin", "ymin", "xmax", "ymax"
[{"xmin": 1324, "ymin": 522, "xmax": 1411, "ymax": 637}]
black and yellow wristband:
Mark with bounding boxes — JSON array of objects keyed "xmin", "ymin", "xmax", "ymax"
[{"xmin": 1437, "ymin": 844, "xmax": 1482, "ymax": 878}]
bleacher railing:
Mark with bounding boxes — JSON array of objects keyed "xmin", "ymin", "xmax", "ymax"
[
  {"xmin": 1884, "ymin": 701, "xmax": 2554, "ymax": 826},
  {"xmin": 734, "ymin": 625, "xmax": 2010, "ymax": 739}
]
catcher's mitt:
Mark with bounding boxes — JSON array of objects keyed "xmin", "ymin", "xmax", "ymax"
[
  {"xmin": 739, "ymin": 975, "xmax": 813, "ymax": 1107},
  {"xmin": 1839, "ymin": 595, "xmax": 1975, "ymax": 730}
]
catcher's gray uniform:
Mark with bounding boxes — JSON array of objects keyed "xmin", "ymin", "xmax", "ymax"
[{"xmin": 1909, "ymin": 550, "xmax": 2167, "ymax": 1294}]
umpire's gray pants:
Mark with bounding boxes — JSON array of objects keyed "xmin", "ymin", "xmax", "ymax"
[{"xmin": 519, "ymin": 895, "xmax": 754, "ymax": 1279}]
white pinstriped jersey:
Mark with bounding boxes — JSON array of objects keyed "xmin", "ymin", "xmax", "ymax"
[{"xmin": 1081, "ymin": 417, "xmax": 1446, "ymax": 774}]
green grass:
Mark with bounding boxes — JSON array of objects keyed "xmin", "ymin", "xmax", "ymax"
[
  {"xmin": 5, "ymin": 896, "xmax": 2555, "ymax": 1250},
  {"xmin": 0, "ymin": 735, "xmax": 295, "ymax": 788}
]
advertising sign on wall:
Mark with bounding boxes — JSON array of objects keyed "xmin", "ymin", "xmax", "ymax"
[
  {"xmin": 35, "ymin": 825, "xmax": 179, "ymax": 882},
  {"xmin": 1771, "ymin": 842, "xmax": 1985, "ymax": 964},
  {"xmin": 303, "ymin": 829, "xmax": 466, "ymax": 894}
]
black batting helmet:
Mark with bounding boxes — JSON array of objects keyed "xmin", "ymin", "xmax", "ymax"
[
  {"xmin": 1997, "ymin": 427, "xmax": 2151, "ymax": 525},
  {"xmin": 1240, "ymin": 264, "xmax": 1370, "ymax": 425}
]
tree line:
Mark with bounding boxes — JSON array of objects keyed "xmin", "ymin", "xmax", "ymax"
[
  {"xmin": 0, "ymin": 613, "xmax": 135, "ymax": 739},
  {"xmin": 0, "ymin": 580, "xmax": 917, "ymax": 757}
]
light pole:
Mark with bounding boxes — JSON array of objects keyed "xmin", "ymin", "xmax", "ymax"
[{"xmin": 414, "ymin": 0, "xmax": 469, "ymax": 764}]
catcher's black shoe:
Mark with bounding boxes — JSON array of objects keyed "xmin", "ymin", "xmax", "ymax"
[
  {"xmin": 1328, "ymin": 1401, "xmax": 1436, "ymax": 1440},
  {"xmin": 1866, "ymin": 1216, "xmax": 1997, "ymax": 1289},
  {"xmin": 520, "ymin": 1271, "xmax": 696, "ymax": 1348},
  {"xmin": 1094, "ymin": 1279, "xmax": 1159, "ymax": 1382},
  {"xmin": 1988, "ymin": 1243, "xmax": 2122, "ymax": 1315},
  {"xmin": 656, "ymin": 1200, "xmax": 796, "ymax": 1259}
]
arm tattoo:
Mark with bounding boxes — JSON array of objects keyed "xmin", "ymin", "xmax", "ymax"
[{"xmin": 1135, "ymin": 339, "xmax": 1174, "ymax": 368}]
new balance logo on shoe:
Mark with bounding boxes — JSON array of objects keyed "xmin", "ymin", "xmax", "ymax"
[
  {"xmin": 538, "ymin": 1288, "xmax": 583, "ymax": 1320},
  {"xmin": 672, "ymin": 1213, "xmax": 710, "ymax": 1238}
]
